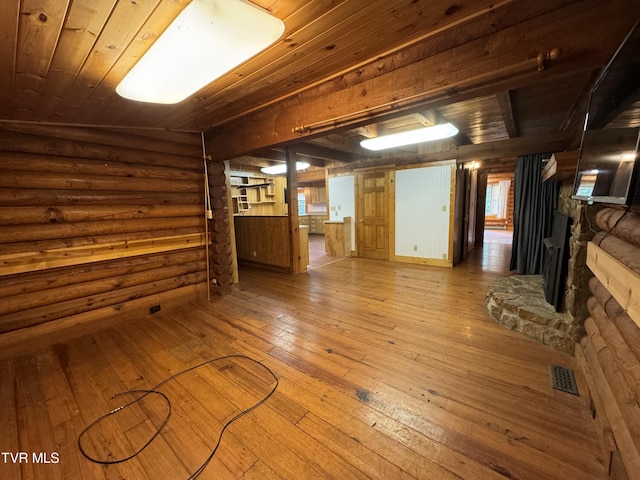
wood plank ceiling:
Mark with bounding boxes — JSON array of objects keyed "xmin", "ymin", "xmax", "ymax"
[{"xmin": 0, "ymin": 0, "xmax": 639, "ymax": 173}]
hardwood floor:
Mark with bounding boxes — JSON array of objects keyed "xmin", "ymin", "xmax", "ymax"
[
  {"xmin": 307, "ymin": 233, "xmax": 345, "ymax": 270},
  {"xmin": 483, "ymin": 228, "xmax": 513, "ymax": 245},
  {"xmin": 0, "ymin": 244, "xmax": 607, "ymax": 480}
]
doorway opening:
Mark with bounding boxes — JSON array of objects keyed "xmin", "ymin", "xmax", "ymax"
[{"xmin": 484, "ymin": 172, "xmax": 514, "ymax": 245}]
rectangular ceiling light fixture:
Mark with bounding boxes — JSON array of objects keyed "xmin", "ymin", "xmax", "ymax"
[
  {"xmin": 116, "ymin": 0, "xmax": 285, "ymax": 104},
  {"xmin": 261, "ymin": 161, "xmax": 310, "ymax": 175},
  {"xmin": 360, "ymin": 123, "xmax": 459, "ymax": 151}
]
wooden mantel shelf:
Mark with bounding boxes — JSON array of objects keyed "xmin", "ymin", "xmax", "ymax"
[{"xmin": 542, "ymin": 150, "xmax": 579, "ymax": 182}]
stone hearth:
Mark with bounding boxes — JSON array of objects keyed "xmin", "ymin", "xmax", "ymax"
[{"xmin": 486, "ymin": 275, "xmax": 576, "ymax": 354}]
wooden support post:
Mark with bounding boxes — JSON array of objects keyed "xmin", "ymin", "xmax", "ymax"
[{"xmin": 285, "ymin": 147, "xmax": 302, "ymax": 274}]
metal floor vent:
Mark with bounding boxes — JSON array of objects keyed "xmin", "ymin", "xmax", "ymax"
[{"xmin": 550, "ymin": 365, "xmax": 578, "ymax": 395}]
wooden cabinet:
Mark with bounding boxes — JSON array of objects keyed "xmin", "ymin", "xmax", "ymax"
[
  {"xmin": 304, "ymin": 186, "xmax": 327, "ymax": 206},
  {"xmin": 306, "ymin": 215, "xmax": 327, "ymax": 234},
  {"xmin": 300, "ymin": 215, "xmax": 328, "ymax": 233},
  {"xmin": 312, "ymin": 186, "xmax": 327, "ymax": 204}
]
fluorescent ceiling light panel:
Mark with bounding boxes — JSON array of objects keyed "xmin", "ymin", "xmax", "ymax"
[
  {"xmin": 116, "ymin": 0, "xmax": 285, "ymax": 104},
  {"xmin": 261, "ymin": 162, "xmax": 310, "ymax": 175},
  {"xmin": 360, "ymin": 123, "xmax": 459, "ymax": 151}
]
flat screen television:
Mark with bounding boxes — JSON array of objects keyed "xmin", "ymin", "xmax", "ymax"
[{"xmin": 572, "ymin": 19, "xmax": 640, "ymax": 206}]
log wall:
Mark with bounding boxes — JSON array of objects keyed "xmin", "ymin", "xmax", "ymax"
[
  {"xmin": 575, "ymin": 207, "xmax": 640, "ymax": 480},
  {"xmin": 208, "ymin": 160, "xmax": 237, "ymax": 293},
  {"xmin": 0, "ymin": 124, "xmax": 234, "ymax": 352}
]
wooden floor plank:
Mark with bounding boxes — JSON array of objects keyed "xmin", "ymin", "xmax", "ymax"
[
  {"xmin": 277, "ymin": 374, "xmax": 500, "ymax": 480},
  {"xmin": 0, "ymin": 360, "xmax": 22, "ymax": 480},
  {"xmin": 0, "ymin": 243, "xmax": 608, "ymax": 479},
  {"xmin": 238, "ymin": 459, "xmax": 281, "ymax": 479},
  {"xmin": 102, "ymin": 326, "xmax": 244, "ymax": 479},
  {"xmin": 36, "ymin": 351, "xmax": 108, "ymax": 480},
  {"xmin": 55, "ymin": 340, "xmax": 158, "ymax": 480},
  {"xmin": 13, "ymin": 356, "xmax": 66, "ymax": 480}
]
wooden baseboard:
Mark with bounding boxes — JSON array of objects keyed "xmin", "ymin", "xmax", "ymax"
[
  {"xmin": 237, "ymin": 258, "xmax": 291, "ymax": 273},
  {"xmin": 392, "ymin": 254, "xmax": 452, "ymax": 267}
]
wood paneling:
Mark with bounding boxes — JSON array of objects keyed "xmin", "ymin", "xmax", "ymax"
[
  {"xmin": 438, "ymin": 95, "xmax": 510, "ymax": 145},
  {"xmin": 323, "ymin": 218, "xmax": 351, "ymax": 258},
  {"xmin": 233, "ymin": 216, "xmax": 291, "ymax": 270},
  {"xmin": 206, "ymin": 0, "xmax": 640, "ymax": 160},
  {"xmin": 1, "ymin": 0, "xmax": 639, "ymax": 175}
]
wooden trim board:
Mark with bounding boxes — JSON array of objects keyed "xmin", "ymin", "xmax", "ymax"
[
  {"xmin": 587, "ymin": 241, "xmax": 640, "ymax": 328},
  {"xmin": 0, "ymin": 233, "xmax": 207, "ymax": 276}
]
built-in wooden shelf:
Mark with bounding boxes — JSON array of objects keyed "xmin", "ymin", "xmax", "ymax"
[{"xmin": 230, "ymin": 174, "xmax": 276, "ymax": 213}]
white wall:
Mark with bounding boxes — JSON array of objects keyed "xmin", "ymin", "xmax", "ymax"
[
  {"xmin": 395, "ymin": 163, "xmax": 453, "ymax": 260},
  {"xmin": 328, "ymin": 175, "xmax": 355, "ymax": 252}
]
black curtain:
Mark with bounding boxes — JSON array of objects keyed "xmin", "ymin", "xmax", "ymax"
[{"xmin": 510, "ymin": 153, "xmax": 558, "ymax": 274}]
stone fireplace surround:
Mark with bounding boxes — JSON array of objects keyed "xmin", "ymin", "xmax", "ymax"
[
  {"xmin": 486, "ymin": 275, "xmax": 576, "ymax": 354},
  {"xmin": 485, "ymin": 182, "xmax": 596, "ymax": 355}
]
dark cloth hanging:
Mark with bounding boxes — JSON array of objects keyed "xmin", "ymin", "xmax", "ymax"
[{"xmin": 510, "ymin": 153, "xmax": 558, "ymax": 274}]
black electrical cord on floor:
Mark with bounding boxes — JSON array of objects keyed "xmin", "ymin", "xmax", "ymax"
[{"xmin": 77, "ymin": 354, "xmax": 279, "ymax": 479}]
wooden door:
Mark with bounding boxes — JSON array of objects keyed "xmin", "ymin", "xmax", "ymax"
[
  {"xmin": 453, "ymin": 168, "xmax": 479, "ymax": 264},
  {"xmin": 357, "ymin": 172, "xmax": 389, "ymax": 259}
]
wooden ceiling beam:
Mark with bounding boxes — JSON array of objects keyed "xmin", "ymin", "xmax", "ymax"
[
  {"xmin": 412, "ymin": 111, "xmax": 437, "ymax": 126},
  {"xmin": 243, "ymin": 148, "xmax": 327, "ymax": 168},
  {"xmin": 352, "ymin": 124, "xmax": 378, "ymax": 139},
  {"xmin": 496, "ymin": 90, "xmax": 519, "ymax": 138},
  {"xmin": 292, "ymin": 155, "xmax": 326, "ymax": 168},
  {"xmin": 228, "ymin": 156, "xmax": 273, "ymax": 172},
  {"xmin": 327, "ymin": 133, "xmax": 568, "ymax": 174},
  {"xmin": 250, "ymin": 149, "xmax": 286, "ymax": 162},
  {"xmin": 309, "ymin": 134, "xmax": 371, "ymax": 156},
  {"xmin": 206, "ymin": 0, "xmax": 640, "ymax": 161},
  {"xmin": 292, "ymin": 142, "xmax": 358, "ymax": 163},
  {"xmin": 298, "ymin": 168, "xmax": 327, "ymax": 184}
]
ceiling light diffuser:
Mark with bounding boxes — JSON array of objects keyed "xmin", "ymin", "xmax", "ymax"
[
  {"xmin": 261, "ymin": 162, "xmax": 310, "ymax": 175},
  {"xmin": 116, "ymin": 0, "xmax": 285, "ymax": 104},
  {"xmin": 360, "ymin": 123, "xmax": 459, "ymax": 151}
]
